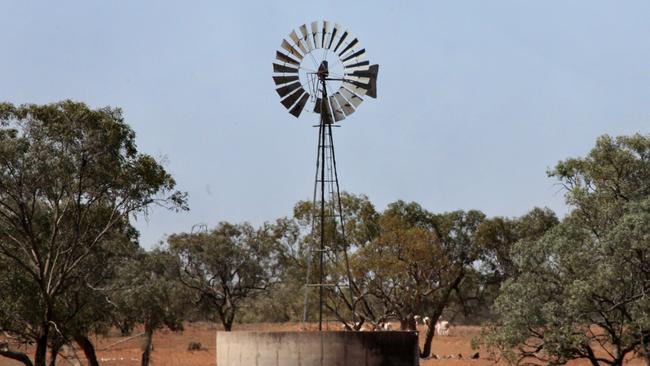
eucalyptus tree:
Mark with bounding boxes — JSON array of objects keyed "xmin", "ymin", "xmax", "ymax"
[
  {"xmin": 350, "ymin": 201, "xmax": 485, "ymax": 357},
  {"xmin": 0, "ymin": 101, "xmax": 187, "ymax": 366},
  {"xmin": 484, "ymin": 134, "xmax": 650, "ymax": 366},
  {"xmin": 169, "ymin": 222, "xmax": 280, "ymax": 331},
  {"xmin": 112, "ymin": 248, "xmax": 190, "ymax": 366}
]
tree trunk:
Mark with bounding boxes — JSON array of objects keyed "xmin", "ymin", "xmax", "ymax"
[
  {"xmin": 74, "ymin": 335, "xmax": 99, "ymax": 366},
  {"xmin": 34, "ymin": 333, "xmax": 48, "ymax": 366},
  {"xmin": 641, "ymin": 337, "xmax": 650, "ymax": 366},
  {"xmin": 222, "ymin": 309, "xmax": 235, "ymax": 332},
  {"xmin": 223, "ymin": 321, "xmax": 233, "ymax": 332},
  {"xmin": 420, "ymin": 321, "xmax": 436, "ymax": 358},
  {"xmin": 400, "ymin": 314, "xmax": 416, "ymax": 331},
  {"xmin": 141, "ymin": 326, "xmax": 154, "ymax": 366},
  {"xmin": 0, "ymin": 348, "xmax": 34, "ymax": 366},
  {"xmin": 48, "ymin": 339, "xmax": 62, "ymax": 366},
  {"xmin": 420, "ymin": 273, "xmax": 464, "ymax": 358}
]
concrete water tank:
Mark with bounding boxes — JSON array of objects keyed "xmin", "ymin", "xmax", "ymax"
[{"xmin": 216, "ymin": 331, "xmax": 419, "ymax": 366}]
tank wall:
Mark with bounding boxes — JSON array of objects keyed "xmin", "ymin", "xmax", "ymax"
[{"xmin": 216, "ymin": 331, "xmax": 419, "ymax": 366}]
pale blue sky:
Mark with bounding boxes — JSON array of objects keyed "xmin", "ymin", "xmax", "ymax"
[{"xmin": 2, "ymin": 1, "xmax": 649, "ymax": 248}]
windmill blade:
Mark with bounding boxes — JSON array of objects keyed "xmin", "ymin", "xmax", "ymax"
[
  {"xmin": 334, "ymin": 92, "xmax": 355, "ymax": 116},
  {"xmin": 289, "ymin": 93, "xmax": 310, "ymax": 117},
  {"xmin": 311, "ymin": 21, "xmax": 321, "ymax": 49},
  {"xmin": 273, "ymin": 63, "xmax": 299, "ymax": 74},
  {"xmin": 339, "ymin": 87, "xmax": 363, "ymax": 108},
  {"xmin": 343, "ymin": 60, "xmax": 369, "ymax": 70},
  {"xmin": 343, "ymin": 64, "xmax": 369, "ymax": 74},
  {"xmin": 342, "ymin": 81, "xmax": 367, "ymax": 97},
  {"xmin": 299, "ymin": 24, "xmax": 309, "ymax": 38},
  {"xmin": 281, "ymin": 39, "xmax": 303, "ymax": 60},
  {"xmin": 328, "ymin": 23, "xmax": 340, "ymax": 49},
  {"xmin": 289, "ymin": 30, "xmax": 308, "ymax": 54},
  {"xmin": 275, "ymin": 51, "xmax": 300, "ymax": 66},
  {"xmin": 341, "ymin": 48, "xmax": 366, "ymax": 63},
  {"xmin": 348, "ymin": 79, "xmax": 376, "ymax": 98},
  {"xmin": 338, "ymin": 38, "xmax": 358, "ymax": 57},
  {"xmin": 329, "ymin": 96, "xmax": 346, "ymax": 122},
  {"xmin": 300, "ymin": 24, "xmax": 314, "ymax": 51},
  {"xmin": 314, "ymin": 97, "xmax": 322, "ymax": 113},
  {"xmin": 322, "ymin": 21, "xmax": 330, "ymax": 49},
  {"xmin": 281, "ymin": 87, "xmax": 306, "ymax": 109},
  {"xmin": 320, "ymin": 97, "xmax": 334, "ymax": 123},
  {"xmin": 333, "ymin": 31, "xmax": 348, "ymax": 53},
  {"xmin": 346, "ymin": 76, "xmax": 370, "ymax": 83},
  {"xmin": 276, "ymin": 81, "xmax": 302, "ymax": 98},
  {"xmin": 273, "ymin": 75, "xmax": 299, "ymax": 86}
]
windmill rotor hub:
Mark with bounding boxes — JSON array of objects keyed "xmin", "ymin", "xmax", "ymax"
[{"xmin": 317, "ymin": 60, "xmax": 329, "ymax": 81}]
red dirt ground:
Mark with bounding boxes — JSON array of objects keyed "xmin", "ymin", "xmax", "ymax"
[{"xmin": 0, "ymin": 322, "xmax": 644, "ymax": 365}]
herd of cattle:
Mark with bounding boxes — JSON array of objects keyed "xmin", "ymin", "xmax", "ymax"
[{"xmin": 343, "ymin": 316, "xmax": 451, "ymax": 335}]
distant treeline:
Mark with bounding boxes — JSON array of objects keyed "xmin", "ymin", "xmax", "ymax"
[{"xmin": 1, "ymin": 101, "xmax": 649, "ymax": 366}]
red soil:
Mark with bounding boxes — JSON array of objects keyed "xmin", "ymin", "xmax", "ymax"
[{"xmin": 0, "ymin": 322, "xmax": 644, "ymax": 365}]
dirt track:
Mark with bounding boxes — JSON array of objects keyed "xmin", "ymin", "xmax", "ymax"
[{"xmin": 0, "ymin": 322, "xmax": 644, "ymax": 365}]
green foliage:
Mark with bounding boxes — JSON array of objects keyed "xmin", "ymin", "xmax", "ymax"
[
  {"xmin": 0, "ymin": 101, "xmax": 187, "ymax": 366},
  {"xmin": 483, "ymin": 134, "xmax": 650, "ymax": 366},
  {"xmin": 169, "ymin": 222, "xmax": 281, "ymax": 331},
  {"xmin": 112, "ymin": 249, "xmax": 190, "ymax": 334}
]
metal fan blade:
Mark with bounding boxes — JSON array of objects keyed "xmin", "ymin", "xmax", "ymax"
[
  {"xmin": 276, "ymin": 81, "xmax": 302, "ymax": 98},
  {"xmin": 311, "ymin": 21, "xmax": 321, "ymax": 49},
  {"xmin": 314, "ymin": 97, "xmax": 322, "ymax": 113},
  {"xmin": 346, "ymin": 76, "xmax": 370, "ymax": 83},
  {"xmin": 281, "ymin": 87, "xmax": 306, "ymax": 109},
  {"xmin": 273, "ymin": 75, "xmax": 299, "ymax": 85},
  {"xmin": 343, "ymin": 80, "xmax": 368, "ymax": 96},
  {"xmin": 300, "ymin": 24, "xmax": 314, "ymax": 51},
  {"xmin": 334, "ymin": 92, "xmax": 355, "ymax": 116},
  {"xmin": 339, "ymin": 87, "xmax": 363, "ymax": 108},
  {"xmin": 289, "ymin": 93, "xmax": 310, "ymax": 117},
  {"xmin": 289, "ymin": 30, "xmax": 308, "ymax": 54},
  {"xmin": 347, "ymin": 80, "xmax": 375, "ymax": 98},
  {"xmin": 343, "ymin": 60, "xmax": 369, "ymax": 70},
  {"xmin": 299, "ymin": 24, "xmax": 309, "ymax": 38},
  {"xmin": 342, "ymin": 81, "xmax": 367, "ymax": 97},
  {"xmin": 273, "ymin": 63, "xmax": 299, "ymax": 74},
  {"xmin": 329, "ymin": 96, "xmax": 346, "ymax": 122},
  {"xmin": 328, "ymin": 23, "xmax": 340, "ymax": 49},
  {"xmin": 322, "ymin": 21, "xmax": 330, "ymax": 49},
  {"xmin": 341, "ymin": 48, "xmax": 366, "ymax": 63},
  {"xmin": 338, "ymin": 38, "xmax": 358, "ymax": 57},
  {"xmin": 275, "ymin": 51, "xmax": 300, "ymax": 66},
  {"xmin": 281, "ymin": 39, "xmax": 303, "ymax": 60},
  {"xmin": 333, "ymin": 31, "xmax": 348, "ymax": 53},
  {"xmin": 321, "ymin": 97, "xmax": 334, "ymax": 123}
]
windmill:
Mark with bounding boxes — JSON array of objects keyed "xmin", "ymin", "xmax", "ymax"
[{"xmin": 272, "ymin": 21, "xmax": 379, "ymax": 331}]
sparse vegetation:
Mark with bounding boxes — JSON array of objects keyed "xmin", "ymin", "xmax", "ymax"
[{"xmin": 1, "ymin": 100, "xmax": 649, "ymax": 365}]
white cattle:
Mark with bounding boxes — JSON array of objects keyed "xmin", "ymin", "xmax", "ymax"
[
  {"xmin": 423, "ymin": 316, "xmax": 431, "ymax": 326},
  {"xmin": 435, "ymin": 320, "xmax": 450, "ymax": 336},
  {"xmin": 414, "ymin": 315, "xmax": 422, "ymax": 325}
]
